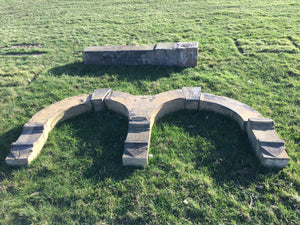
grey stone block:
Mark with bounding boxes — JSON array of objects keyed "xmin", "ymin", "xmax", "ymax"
[
  {"xmin": 6, "ymin": 88, "xmax": 289, "ymax": 169},
  {"xmin": 182, "ymin": 87, "xmax": 201, "ymax": 110},
  {"xmin": 246, "ymin": 118, "xmax": 289, "ymax": 168},
  {"xmin": 91, "ymin": 88, "xmax": 111, "ymax": 112},
  {"xmin": 122, "ymin": 143, "xmax": 148, "ymax": 167},
  {"xmin": 125, "ymin": 128, "xmax": 151, "ymax": 144},
  {"xmin": 83, "ymin": 42, "xmax": 198, "ymax": 67}
]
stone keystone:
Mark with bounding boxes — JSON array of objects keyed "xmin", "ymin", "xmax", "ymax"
[{"xmin": 6, "ymin": 88, "xmax": 289, "ymax": 168}]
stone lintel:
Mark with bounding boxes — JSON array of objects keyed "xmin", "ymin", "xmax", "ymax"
[
  {"xmin": 91, "ymin": 88, "xmax": 112, "ymax": 112},
  {"xmin": 83, "ymin": 42, "xmax": 198, "ymax": 67}
]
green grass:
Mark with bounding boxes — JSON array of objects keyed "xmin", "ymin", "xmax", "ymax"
[{"xmin": 0, "ymin": 0, "xmax": 299, "ymax": 224}]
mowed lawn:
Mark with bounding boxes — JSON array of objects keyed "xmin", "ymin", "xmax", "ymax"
[{"xmin": 0, "ymin": 0, "xmax": 299, "ymax": 224}]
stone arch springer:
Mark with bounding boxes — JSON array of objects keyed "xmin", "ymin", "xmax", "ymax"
[{"xmin": 5, "ymin": 87, "xmax": 289, "ymax": 168}]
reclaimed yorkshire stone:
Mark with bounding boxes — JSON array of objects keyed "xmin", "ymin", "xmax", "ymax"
[
  {"xmin": 91, "ymin": 88, "xmax": 111, "ymax": 112},
  {"xmin": 246, "ymin": 118, "xmax": 289, "ymax": 168},
  {"xmin": 83, "ymin": 42, "xmax": 198, "ymax": 67},
  {"xmin": 199, "ymin": 93, "xmax": 263, "ymax": 130},
  {"xmin": 104, "ymin": 91, "xmax": 133, "ymax": 117},
  {"xmin": 6, "ymin": 95, "xmax": 92, "ymax": 166},
  {"xmin": 6, "ymin": 87, "xmax": 289, "ymax": 168},
  {"xmin": 182, "ymin": 87, "xmax": 201, "ymax": 110}
]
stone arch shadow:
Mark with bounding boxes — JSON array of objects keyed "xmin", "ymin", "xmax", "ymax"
[
  {"xmin": 5, "ymin": 87, "xmax": 289, "ymax": 169},
  {"xmin": 49, "ymin": 62, "xmax": 185, "ymax": 82},
  {"xmin": 149, "ymin": 110, "xmax": 272, "ymax": 185}
]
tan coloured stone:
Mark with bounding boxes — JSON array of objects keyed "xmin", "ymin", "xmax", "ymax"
[
  {"xmin": 6, "ymin": 95, "xmax": 92, "ymax": 166},
  {"xmin": 6, "ymin": 88, "xmax": 289, "ymax": 168},
  {"xmin": 182, "ymin": 87, "xmax": 201, "ymax": 110},
  {"xmin": 104, "ymin": 91, "xmax": 134, "ymax": 117},
  {"xmin": 246, "ymin": 118, "xmax": 289, "ymax": 168},
  {"xmin": 199, "ymin": 93, "xmax": 263, "ymax": 130}
]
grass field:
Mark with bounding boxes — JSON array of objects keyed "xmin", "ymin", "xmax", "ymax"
[{"xmin": 0, "ymin": 0, "xmax": 299, "ymax": 224}]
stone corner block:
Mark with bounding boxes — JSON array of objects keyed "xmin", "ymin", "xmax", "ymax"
[
  {"xmin": 91, "ymin": 88, "xmax": 112, "ymax": 112},
  {"xmin": 122, "ymin": 143, "xmax": 148, "ymax": 167},
  {"xmin": 176, "ymin": 42, "xmax": 198, "ymax": 67},
  {"xmin": 246, "ymin": 118, "xmax": 289, "ymax": 168}
]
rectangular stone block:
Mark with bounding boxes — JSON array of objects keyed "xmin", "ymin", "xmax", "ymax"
[
  {"xmin": 122, "ymin": 143, "xmax": 148, "ymax": 167},
  {"xmin": 182, "ymin": 87, "xmax": 201, "ymax": 110},
  {"xmin": 83, "ymin": 42, "xmax": 198, "ymax": 67},
  {"xmin": 246, "ymin": 118, "xmax": 289, "ymax": 168},
  {"xmin": 91, "ymin": 88, "xmax": 111, "ymax": 112}
]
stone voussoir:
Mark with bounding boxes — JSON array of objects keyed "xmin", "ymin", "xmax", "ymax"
[
  {"xmin": 199, "ymin": 93, "xmax": 264, "ymax": 130},
  {"xmin": 6, "ymin": 94, "xmax": 92, "ymax": 166},
  {"xmin": 182, "ymin": 87, "xmax": 201, "ymax": 110},
  {"xmin": 91, "ymin": 88, "xmax": 112, "ymax": 112}
]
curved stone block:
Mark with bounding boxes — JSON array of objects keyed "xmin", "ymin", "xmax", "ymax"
[
  {"xmin": 6, "ymin": 94, "xmax": 92, "ymax": 166},
  {"xmin": 104, "ymin": 91, "xmax": 133, "ymax": 118},
  {"xmin": 199, "ymin": 93, "xmax": 263, "ymax": 130}
]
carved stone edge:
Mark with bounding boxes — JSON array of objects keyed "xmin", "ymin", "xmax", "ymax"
[
  {"xmin": 6, "ymin": 88, "xmax": 289, "ymax": 168},
  {"xmin": 6, "ymin": 94, "xmax": 92, "ymax": 166}
]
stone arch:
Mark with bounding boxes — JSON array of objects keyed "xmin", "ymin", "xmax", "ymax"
[{"xmin": 6, "ymin": 87, "xmax": 289, "ymax": 168}]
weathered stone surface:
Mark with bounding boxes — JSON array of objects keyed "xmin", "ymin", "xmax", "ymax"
[
  {"xmin": 91, "ymin": 88, "xmax": 111, "ymax": 112},
  {"xmin": 104, "ymin": 91, "xmax": 133, "ymax": 117},
  {"xmin": 83, "ymin": 42, "xmax": 198, "ymax": 67},
  {"xmin": 182, "ymin": 87, "xmax": 201, "ymax": 110},
  {"xmin": 123, "ymin": 143, "xmax": 149, "ymax": 167},
  {"xmin": 7, "ymin": 87, "xmax": 289, "ymax": 168},
  {"xmin": 246, "ymin": 118, "xmax": 289, "ymax": 168},
  {"xmin": 104, "ymin": 89, "xmax": 187, "ymax": 166},
  {"xmin": 6, "ymin": 95, "xmax": 92, "ymax": 166},
  {"xmin": 125, "ymin": 128, "xmax": 151, "ymax": 144},
  {"xmin": 151, "ymin": 89, "xmax": 186, "ymax": 122},
  {"xmin": 176, "ymin": 42, "xmax": 199, "ymax": 67},
  {"xmin": 199, "ymin": 93, "xmax": 263, "ymax": 130}
]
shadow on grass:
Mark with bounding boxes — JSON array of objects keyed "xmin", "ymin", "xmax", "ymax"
[
  {"xmin": 49, "ymin": 61, "xmax": 185, "ymax": 81},
  {"xmin": 0, "ymin": 110, "xmax": 280, "ymax": 187},
  {"xmin": 151, "ymin": 111, "xmax": 281, "ymax": 188},
  {"xmin": 46, "ymin": 111, "xmax": 136, "ymax": 182}
]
